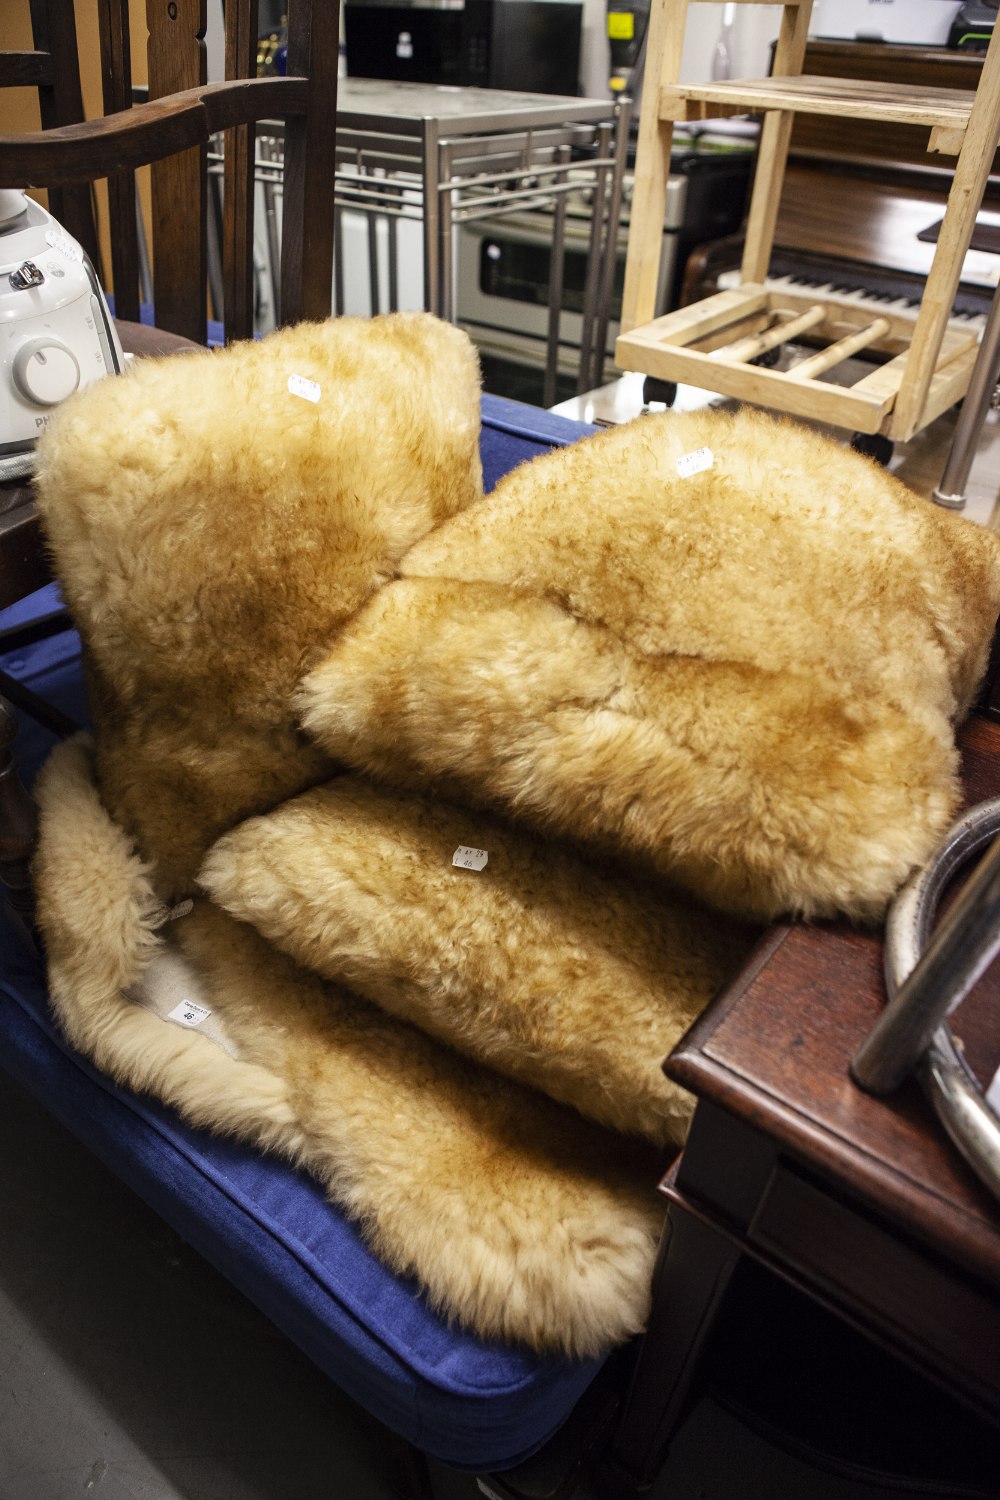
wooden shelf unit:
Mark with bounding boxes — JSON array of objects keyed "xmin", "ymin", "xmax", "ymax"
[{"xmin": 617, "ymin": 0, "xmax": 1000, "ymax": 445}]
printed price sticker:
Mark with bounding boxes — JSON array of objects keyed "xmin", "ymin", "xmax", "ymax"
[
  {"xmin": 167, "ymin": 999, "xmax": 213, "ymax": 1029},
  {"xmin": 453, "ymin": 845, "xmax": 489, "ymax": 871},
  {"xmin": 288, "ymin": 373, "xmax": 321, "ymax": 403},
  {"xmin": 675, "ymin": 446, "xmax": 713, "ymax": 479}
]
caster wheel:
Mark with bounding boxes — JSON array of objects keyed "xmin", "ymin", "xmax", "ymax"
[
  {"xmin": 850, "ymin": 432, "xmax": 894, "ymax": 467},
  {"xmin": 642, "ymin": 376, "xmax": 677, "ymax": 409}
]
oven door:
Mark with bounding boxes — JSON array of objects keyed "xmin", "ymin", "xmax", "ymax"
[{"xmin": 457, "ymin": 176, "xmax": 687, "ymax": 400}]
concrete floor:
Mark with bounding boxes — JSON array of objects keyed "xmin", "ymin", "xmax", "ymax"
[{"xmin": 5, "ymin": 1069, "xmax": 982, "ymax": 1500}]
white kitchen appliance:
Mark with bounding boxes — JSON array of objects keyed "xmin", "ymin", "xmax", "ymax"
[
  {"xmin": 810, "ymin": 0, "xmax": 964, "ymax": 46},
  {"xmin": 1, "ymin": 189, "xmax": 123, "ymax": 458}
]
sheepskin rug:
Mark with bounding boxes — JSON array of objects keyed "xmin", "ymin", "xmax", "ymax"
[
  {"xmin": 198, "ymin": 774, "xmax": 757, "ymax": 1147},
  {"xmin": 30, "ymin": 313, "xmax": 1000, "ymax": 1357},
  {"xmin": 35, "ymin": 311, "xmax": 484, "ymax": 898},
  {"xmin": 298, "ymin": 406, "xmax": 1000, "ymax": 922},
  {"xmin": 34, "ymin": 738, "xmax": 668, "ymax": 1358}
]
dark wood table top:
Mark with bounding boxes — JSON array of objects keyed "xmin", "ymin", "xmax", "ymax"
[{"xmin": 668, "ymin": 713, "xmax": 1000, "ymax": 1294}]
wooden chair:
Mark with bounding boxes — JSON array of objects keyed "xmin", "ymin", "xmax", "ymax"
[
  {"xmin": 616, "ymin": 0, "xmax": 1000, "ymax": 448},
  {"xmin": 1, "ymin": 0, "xmax": 338, "ymax": 345},
  {"xmin": 0, "ymin": 0, "xmax": 339, "ymax": 916}
]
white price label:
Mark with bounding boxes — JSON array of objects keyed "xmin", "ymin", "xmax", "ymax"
[
  {"xmin": 675, "ymin": 446, "xmax": 714, "ymax": 479},
  {"xmin": 453, "ymin": 845, "xmax": 489, "ymax": 871},
  {"xmin": 288, "ymin": 373, "xmax": 321, "ymax": 403},
  {"xmin": 167, "ymin": 999, "xmax": 213, "ymax": 1029}
]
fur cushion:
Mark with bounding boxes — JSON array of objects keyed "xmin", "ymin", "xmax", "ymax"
[
  {"xmin": 198, "ymin": 775, "xmax": 758, "ymax": 1147},
  {"xmin": 296, "ymin": 407, "xmax": 1000, "ymax": 922},
  {"xmin": 34, "ymin": 312, "xmax": 484, "ymax": 898},
  {"xmin": 34, "ymin": 736, "xmax": 666, "ymax": 1359}
]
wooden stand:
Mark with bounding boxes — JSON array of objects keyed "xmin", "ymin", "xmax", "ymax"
[{"xmin": 617, "ymin": 0, "xmax": 1000, "ymax": 444}]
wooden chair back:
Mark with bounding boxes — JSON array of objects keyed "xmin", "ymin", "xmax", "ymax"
[
  {"xmin": 0, "ymin": 0, "xmax": 101, "ymax": 270},
  {"xmin": 0, "ymin": 0, "xmax": 340, "ymax": 345}
]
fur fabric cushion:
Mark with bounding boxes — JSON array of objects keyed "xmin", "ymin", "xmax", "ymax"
[
  {"xmin": 34, "ymin": 737, "xmax": 667, "ymax": 1359},
  {"xmin": 297, "ymin": 407, "xmax": 1000, "ymax": 922},
  {"xmin": 198, "ymin": 776, "xmax": 757, "ymax": 1147},
  {"xmin": 34, "ymin": 312, "xmax": 483, "ymax": 899}
]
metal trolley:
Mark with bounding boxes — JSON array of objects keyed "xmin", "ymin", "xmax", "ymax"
[{"xmin": 206, "ymin": 79, "xmax": 629, "ymax": 405}]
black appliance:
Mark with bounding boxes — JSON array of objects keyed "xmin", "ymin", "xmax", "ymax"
[
  {"xmin": 344, "ymin": 0, "xmax": 583, "ymax": 97},
  {"xmin": 949, "ymin": 0, "xmax": 998, "ymax": 50},
  {"xmin": 607, "ymin": 1, "xmax": 650, "ymax": 98}
]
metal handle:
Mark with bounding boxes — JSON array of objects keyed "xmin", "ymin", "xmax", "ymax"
[{"xmin": 851, "ymin": 798, "xmax": 1000, "ymax": 1200}]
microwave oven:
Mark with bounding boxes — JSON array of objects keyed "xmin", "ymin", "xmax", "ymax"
[{"xmin": 344, "ymin": 0, "xmax": 584, "ymax": 97}]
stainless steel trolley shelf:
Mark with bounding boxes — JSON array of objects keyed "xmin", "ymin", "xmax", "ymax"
[{"xmin": 240, "ymin": 78, "xmax": 629, "ymax": 402}]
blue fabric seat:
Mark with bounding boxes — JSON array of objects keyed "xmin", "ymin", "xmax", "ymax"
[{"xmin": 0, "ymin": 395, "xmax": 605, "ymax": 1473}]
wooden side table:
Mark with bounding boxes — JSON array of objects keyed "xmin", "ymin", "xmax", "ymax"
[{"xmin": 609, "ymin": 714, "xmax": 1000, "ymax": 1491}]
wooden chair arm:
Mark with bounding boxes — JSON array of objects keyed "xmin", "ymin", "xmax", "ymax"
[{"xmin": 0, "ymin": 76, "xmax": 309, "ymax": 186}]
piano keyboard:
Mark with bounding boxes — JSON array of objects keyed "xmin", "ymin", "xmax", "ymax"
[{"xmin": 718, "ymin": 266, "xmax": 989, "ymax": 330}]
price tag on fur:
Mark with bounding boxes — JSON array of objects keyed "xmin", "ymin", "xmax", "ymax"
[
  {"xmin": 676, "ymin": 446, "xmax": 713, "ymax": 478},
  {"xmin": 288, "ymin": 373, "xmax": 321, "ymax": 403},
  {"xmin": 167, "ymin": 999, "xmax": 213, "ymax": 1029},
  {"xmin": 453, "ymin": 845, "xmax": 489, "ymax": 871}
]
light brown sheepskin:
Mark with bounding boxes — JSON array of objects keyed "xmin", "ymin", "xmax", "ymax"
[
  {"xmin": 33, "ymin": 312, "xmax": 483, "ymax": 899},
  {"xmin": 35, "ymin": 737, "xmax": 665, "ymax": 1359},
  {"xmin": 198, "ymin": 776, "xmax": 758, "ymax": 1146},
  {"xmin": 297, "ymin": 406, "xmax": 1000, "ymax": 922}
]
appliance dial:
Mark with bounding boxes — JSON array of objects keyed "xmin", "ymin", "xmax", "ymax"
[{"xmin": 13, "ymin": 337, "xmax": 80, "ymax": 406}]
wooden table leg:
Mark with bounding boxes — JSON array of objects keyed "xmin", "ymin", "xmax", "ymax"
[{"xmin": 603, "ymin": 1198, "xmax": 742, "ymax": 1494}]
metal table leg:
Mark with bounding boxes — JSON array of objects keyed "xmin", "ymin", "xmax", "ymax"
[{"xmin": 933, "ymin": 279, "xmax": 1000, "ymax": 509}]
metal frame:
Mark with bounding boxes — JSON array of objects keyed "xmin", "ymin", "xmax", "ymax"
[
  {"xmin": 208, "ymin": 79, "xmax": 629, "ymax": 400},
  {"xmin": 852, "ymin": 800, "xmax": 1000, "ymax": 1200}
]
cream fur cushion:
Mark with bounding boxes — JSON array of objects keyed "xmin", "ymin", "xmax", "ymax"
[
  {"xmin": 35, "ymin": 736, "xmax": 666, "ymax": 1359},
  {"xmin": 297, "ymin": 407, "xmax": 1000, "ymax": 922},
  {"xmin": 198, "ymin": 775, "xmax": 757, "ymax": 1147},
  {"xmin": 34, "ymin": 312, "xmax": 483, "ymax": 898}
]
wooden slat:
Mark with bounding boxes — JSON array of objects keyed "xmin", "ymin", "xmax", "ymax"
[
  {"xmin": 147, "ymin": 0, "xmax": 207, "ymax": 343},
  {"xmin": 891, "ymin": 24, "xmax": 1000, "ymax": 438},
  {"xmin": 29, "ymin": 0, "xmax": 86, "ymax": 129},
  {"xmin": 0, "ymin": 79, "xmax": 308, "ymax": 187},
  {"xmin": 788, "ymin": 37, "xmax": 994, "ymax": 175},
  {"xmin": 739, "ymin": 1, "xmax": 813, "ymax": 285},
  {"xmin": 766, "ymin": 287, "xmax": 980, "ymax": 373},
  {"xmin": 788, "ymin": 318, "xmax": 891, "ymax": 381},
  {"xmin": 616, "ymin": 327, "xmax": 894, "ymax": 432},
  {"xmin": 27, "ymin": 0, "xmax": 101, "ymax": 270},
  {"xmin": 663, "ymin": 74, "xmax": 978, "ymax": 133},
  {"xmin": 623, "ymin": 284, "xmax": 771, "ymax": 350},
  {"xmin": 618, "ymin": 0, "xmax": 689, "ymax": 333},
  {"xmin": 887, "ymin": 343, "xmax": 981, "ymax": 443},
  {"xmin": 708, "ymin": 303, "xmax": 824, "ymax": 363},
  {"xmin": 0, "ymin": 52, "xmax": 52, "ymax": 88},
  {"xmin": 281, "ymin": 0, "xmax": 339, "ymax": 325},
  {"xmin": 98, "ymin": 0, "xmax": 140, "ymax": 322},
  {"xmin": 222, "ymin": 0, "xmax": 259, "ymax": 342}
]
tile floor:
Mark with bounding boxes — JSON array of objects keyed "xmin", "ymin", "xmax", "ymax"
[{"xmin": 3, "ymin": 378, "xmax": 998, "ymax": 1500}]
